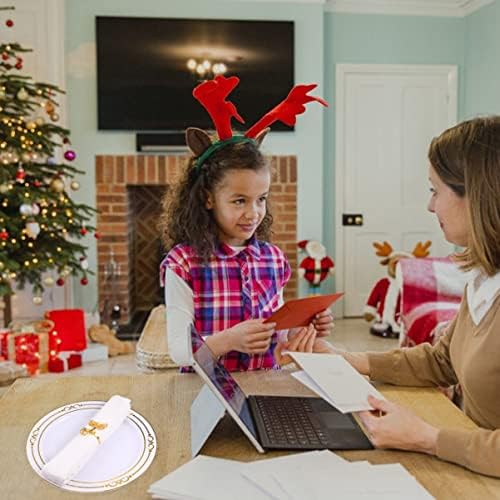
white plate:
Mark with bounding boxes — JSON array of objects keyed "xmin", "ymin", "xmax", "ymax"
[{"xmin": 26, "ymin": 400, "xmax": 157, "ymax": 493}]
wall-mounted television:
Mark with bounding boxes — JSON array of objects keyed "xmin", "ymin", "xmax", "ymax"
[{"xmin": 95, "ymin": 16, "xmax": 294, "ymax": 132}]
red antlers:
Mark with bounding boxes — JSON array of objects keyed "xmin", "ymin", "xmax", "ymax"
[
  {"xmin": 192, "ymin": 76, "xmax": 245, "ymax": 140},
  {"xmin": 245, "ymin": 84, "xmax": 328, "ymax": 138},
  {"xmin": 192, "ymin": 75, "xmax": 328, "ymax": 141}
]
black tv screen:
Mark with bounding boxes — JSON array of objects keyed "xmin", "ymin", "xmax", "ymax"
[{"xmin": 96, "ymin": 16, "xmax": 294, "ymax": 132}]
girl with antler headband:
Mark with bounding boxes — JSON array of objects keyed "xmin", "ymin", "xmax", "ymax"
[
  {"xmin": 159, "ymin": 75, "xmax": 330, "ymax": 371},
  {"xmin": 279, "ymin": 116, "xmax": 500, "ymax": 478}
]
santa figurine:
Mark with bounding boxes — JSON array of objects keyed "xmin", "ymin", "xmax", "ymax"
[
  {"xmin": 298, "ymin": 240, "xmax": 335, "ymax": 294},
  {"xmin": 364, "ymin": 241, "xmax": 431, "ymax": 338}
]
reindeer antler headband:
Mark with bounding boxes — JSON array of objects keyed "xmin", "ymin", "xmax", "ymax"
[{"xmin": 186, "ymin": 75, "xmax": 328, "ymax": 168}]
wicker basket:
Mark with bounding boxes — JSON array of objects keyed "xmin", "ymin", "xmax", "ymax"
[{"xmin": 135, "ymin": 305, "xmax": 178, "ymax": 372}]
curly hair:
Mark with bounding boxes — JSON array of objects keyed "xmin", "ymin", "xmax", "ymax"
[
  {"xmin": 428, "ymin": 116, "xmax": 500, "ymax": 276},
  {"xmin": 159, "ymin": 140, "xmax": 273, "ymax": 261}
]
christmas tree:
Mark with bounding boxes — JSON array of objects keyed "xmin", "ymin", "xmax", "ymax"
[{"xmin": 0, "ymin": 8, "xmax": 97, "ymax": 326}]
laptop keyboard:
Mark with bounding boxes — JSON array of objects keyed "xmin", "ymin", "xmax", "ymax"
[{"xmin": 254, "ymin": 396, "xmax": 330, "ymax": 447}]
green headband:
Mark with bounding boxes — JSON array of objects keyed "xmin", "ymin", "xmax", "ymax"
[{"xmin": 195, "ymin": 135, "xmax": 255, "ymax": 170}]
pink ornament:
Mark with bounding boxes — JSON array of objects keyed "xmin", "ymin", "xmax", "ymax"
[{"xmin": 64, "ymin": 150, "xmax": 76, "ymax": 161}]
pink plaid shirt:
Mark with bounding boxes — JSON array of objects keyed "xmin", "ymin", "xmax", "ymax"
[{"xmin": 161, "ymin": 237, "xmax": 291, "ymax": 371}]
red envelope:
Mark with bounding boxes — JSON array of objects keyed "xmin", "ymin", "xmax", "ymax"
[{"xmin": 264, "ymin": 293, "xmax": 344, "ymax": 330}]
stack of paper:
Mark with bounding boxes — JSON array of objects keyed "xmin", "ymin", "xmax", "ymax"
[
  {"xmin": 149, "ymin": 451, "xmax": 433, "ymax": 499},
  {"xmin": 287, "ymin": 352, "xmax": 385, "ymax": 412}
]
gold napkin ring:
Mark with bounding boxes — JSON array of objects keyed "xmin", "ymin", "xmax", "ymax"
[{"xmin": 80, "ymin": 419, "xmax": 108, "ymax": 444}]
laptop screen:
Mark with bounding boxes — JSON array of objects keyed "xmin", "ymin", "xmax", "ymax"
[{"xmin": 191, "ymin": 327, "xmax": 259, "ymax": 440}]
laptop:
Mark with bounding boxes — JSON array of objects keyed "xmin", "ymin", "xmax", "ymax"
[{"xmin": 190, "ymin": 326, "xmax": 373, "ymax": 453}]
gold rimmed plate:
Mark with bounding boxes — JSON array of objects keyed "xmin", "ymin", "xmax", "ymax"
[{"xmin": 26, "ymin": 401, "xmax": 157, "ymax": 493}]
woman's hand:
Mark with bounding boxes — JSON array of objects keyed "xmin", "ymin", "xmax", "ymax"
[
  {"xmin": 274, "ymin": 324, "xmax": 317, "ymax": 365},
  {"xmin": 225, "ymin": 319, "xmax": 276, "ymax": 355},
  {"xmin": 312, "ymin": 307, "xmax": 334, "ymax": 337},
  {"xmin": 358, "ymin": 395, "xmax": 439, "ymax": 455}
]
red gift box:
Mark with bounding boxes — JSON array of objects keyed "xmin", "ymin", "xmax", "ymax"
[
  {"xmin": 0, "ymin": 320, "xmax": 55, "ymax": 375},
  {"xmin": 48, "ymin": 351, "xmax": 83, "ymax": 373},
  {"xmin": 45, "ymin": 309, "xmax": 87, "ymax": 352}
]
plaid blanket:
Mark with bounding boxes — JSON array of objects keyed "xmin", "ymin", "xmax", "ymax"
[{"xmin": 397, "ymin": 257, "xmax": 466, "ymax": 346}]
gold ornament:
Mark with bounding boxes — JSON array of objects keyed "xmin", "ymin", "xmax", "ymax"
[
  {"xmin": 50, "ymin": 113, "xmax": 60, "ymax": 122},
  {"xmin": 35, "ymin": 117, "xmax": 44, "ymax": 126},
  {"xmin": 17, "ymin": 88, "xmax": 28, "ymax": 101},
  {"xmin": 0, "ymin": 183, "xmax": 9, "ymax": 194},
  {"xmin": 43, "ymin": 276, "xmax": 54, "ymax": 287},
  {"xmin": 33, "ymin": 296, "xmax": 43, "ymax": 305},
  {"xmin": 45, "ymin": 100, "xmax": 55, "ymax": 114},
  {"xmin": 70, "ymin": 180, "xmax": 80, "ymax": 191},
  {"xmin": 50, "ymin": 177, "xmax": 65, "ymax": 193}
]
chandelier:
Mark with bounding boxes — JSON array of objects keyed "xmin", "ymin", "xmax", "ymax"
[{"xmin": 186, "ymin": 58, "xmax": 228, "ymax": 80}]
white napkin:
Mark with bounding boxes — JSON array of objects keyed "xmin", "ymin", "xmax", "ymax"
[{"xmin": 40, "ymin": 395, "xmax": 131, "ymax": 486}]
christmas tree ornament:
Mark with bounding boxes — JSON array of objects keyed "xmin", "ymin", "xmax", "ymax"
[
  {"xmin": 64, "ymin": 150, "xmax": 76, "ymax": 161},
  {"xmin": 21, "ymin": 152, "xmax": 31, "ymax": 162},
  {"xmin": 19, "ymin": 203, "xmax": 33, "ymax": 216},
  {"xmin": 0, "ymin": 229, "xmax": 8, "ymax": 241},
  {"xmin": 31, "ymin": 203, "xmax": 40, "ymax": 215},
  {"xmin": 26, "ymin": 120, "xmax": 36, "ymax": 129},
  {"xmin": 49, "ymin": 177, "xmax": 65, "ymax": 192},
  {"xmin": 0, "ymin": 87, "xmax": 5, "ymax": 99},
  {"xmin": 43, "ymin": 276, "xmax": 54, "ymax": 287},
  {"xmin": 50, "ymin": 112, "xmax": 59, "ymax": 122},
  {"xmin": 56, "ymin": 278, "xmax": 65, "ymax": 286},
  {"xmin": 80, "ymin": 277, "xmax": 88, "ymax": 286},
  {"xmin": 17, "ymin": 87, "xmax": 28, "ymax": 101},
  {"xmin": 5, "ymin": 19, "xmax": 13, "ymax": 28},
  {"xmin": 35, "ymin": 117, "xmax": 44, "ymax": 126},
  {"xmin": 94, "ymin": 232, "xmax": 101, "ymax": 239},
  {"xmin": 32, "ymin": 296, "xmax": 43, "ymax": 305},
  {"xmin": 0, "ymin": 183, "xmax": 9, "ymax": 194},
  {"xmin": 80, "ymin": 227, "xmax": 87, "ymax": 235},
  {"xmin": 16, "ymin": 167, "xmax": 26, "ymax": 183},
  {"xmin": 70, "ymin": 180, "xmax": 80, "ymax": 190},
  {"xmin": 45, "ymin": 101, "xmax": 55, "ymax": 114},
  {"xmin": 25, "ymin": 221, "xmax": 40, "ymax": 239},
  {"xmin": 15, "ymin": 60, "xmax": 22, "ymax": 70},
  {"xmin": 80, "ymin": 258, "xmax": 89, "ymax": 270},
  {"xmin": 33, "ymin": 180, "xmax": 42, "ymax": 187}
]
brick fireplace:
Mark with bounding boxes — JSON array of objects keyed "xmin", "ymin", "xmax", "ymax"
[{"xmin": 95, "ymin": 154, "xmax": 298, "ymax": 326}]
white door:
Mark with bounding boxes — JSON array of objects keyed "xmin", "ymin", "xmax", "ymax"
[{"xmin": 335, "ymin": 64, "xmax": 457, "ymax": 317}]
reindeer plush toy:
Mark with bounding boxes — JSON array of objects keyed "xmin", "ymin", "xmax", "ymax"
[{"xmin": 364, "ymin": 240, "xmax": 431, "ymax": 338}]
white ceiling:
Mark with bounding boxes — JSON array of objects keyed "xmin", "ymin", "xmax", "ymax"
[
  {"xmin": 324, "ymin": 0, "xmax": 495, "ymax": 17},
  {"xmin": 238, "ymin": 0, "xmax": 495, "ymax": 17}
]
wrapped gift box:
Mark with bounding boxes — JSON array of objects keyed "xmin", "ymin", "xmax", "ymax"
[
  {"xmin": 0, "ymin": 320, "xmax": 55, "ymax": 375},
  {"xmin": 81, "ymin": 343, "xmax": 109, "ymax": 363},
  {"xmin": 45, "ymin": 309, "xmax": 87, "ymax": 352},
  {"xmin": 48, "ymin": 351, "xmax": 82, "ymax": 373},
  {"xmin": 0, "ymin": 360, "xmax": 28, "ymax": 386}
]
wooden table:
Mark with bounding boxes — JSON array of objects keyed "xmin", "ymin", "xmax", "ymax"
[{"xmin": 1, "ymin": 370, "xmax": 500, "ymax": 499}]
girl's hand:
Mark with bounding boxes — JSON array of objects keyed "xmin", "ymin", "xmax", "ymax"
[
  {"xmin": 358, "ymin": 395, "xmax": 439, "ymax": 455},
  {"xmin": 226, "ymin": 319, "xmax": 276, "ymax": 355},
  {"xmin": 274, "ymin": 324, "xmax": 317, "ymax": 365},
  {"xmin": 312, "ymin": 307, "xmax": 334, "ymax": 337}
]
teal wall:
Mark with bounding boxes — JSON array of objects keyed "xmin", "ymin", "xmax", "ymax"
[
  {"xmin": 321, "ymin": 12, "xmax": 465, "ymax": 294},
  {"xmin": 65, "ymin": 0, "xmax": 324, "ymax": 310},
  {"xmin": 464, "ymin": 0, "xmax": 500, "ymax": 117},
  {"xmin": 65, "ymin": 0, "xmax": 498, "ymax": 308}
]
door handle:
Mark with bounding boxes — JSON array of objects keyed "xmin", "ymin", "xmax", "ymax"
[{"xmin": 342, "ymin": 214, "xmax": 363, "ymax": 226}]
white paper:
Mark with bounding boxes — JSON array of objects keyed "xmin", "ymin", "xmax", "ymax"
[
  {"xmin": 148, "ymin": 455, "xmax": 272, "ymax": 500},
  {"xmin": 287, "ymin": 353, "xmax": 385, "ymax": 412},
  {"xmin": 149, "ymin": 453, "xmax": 433, "ymax": 500}
]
